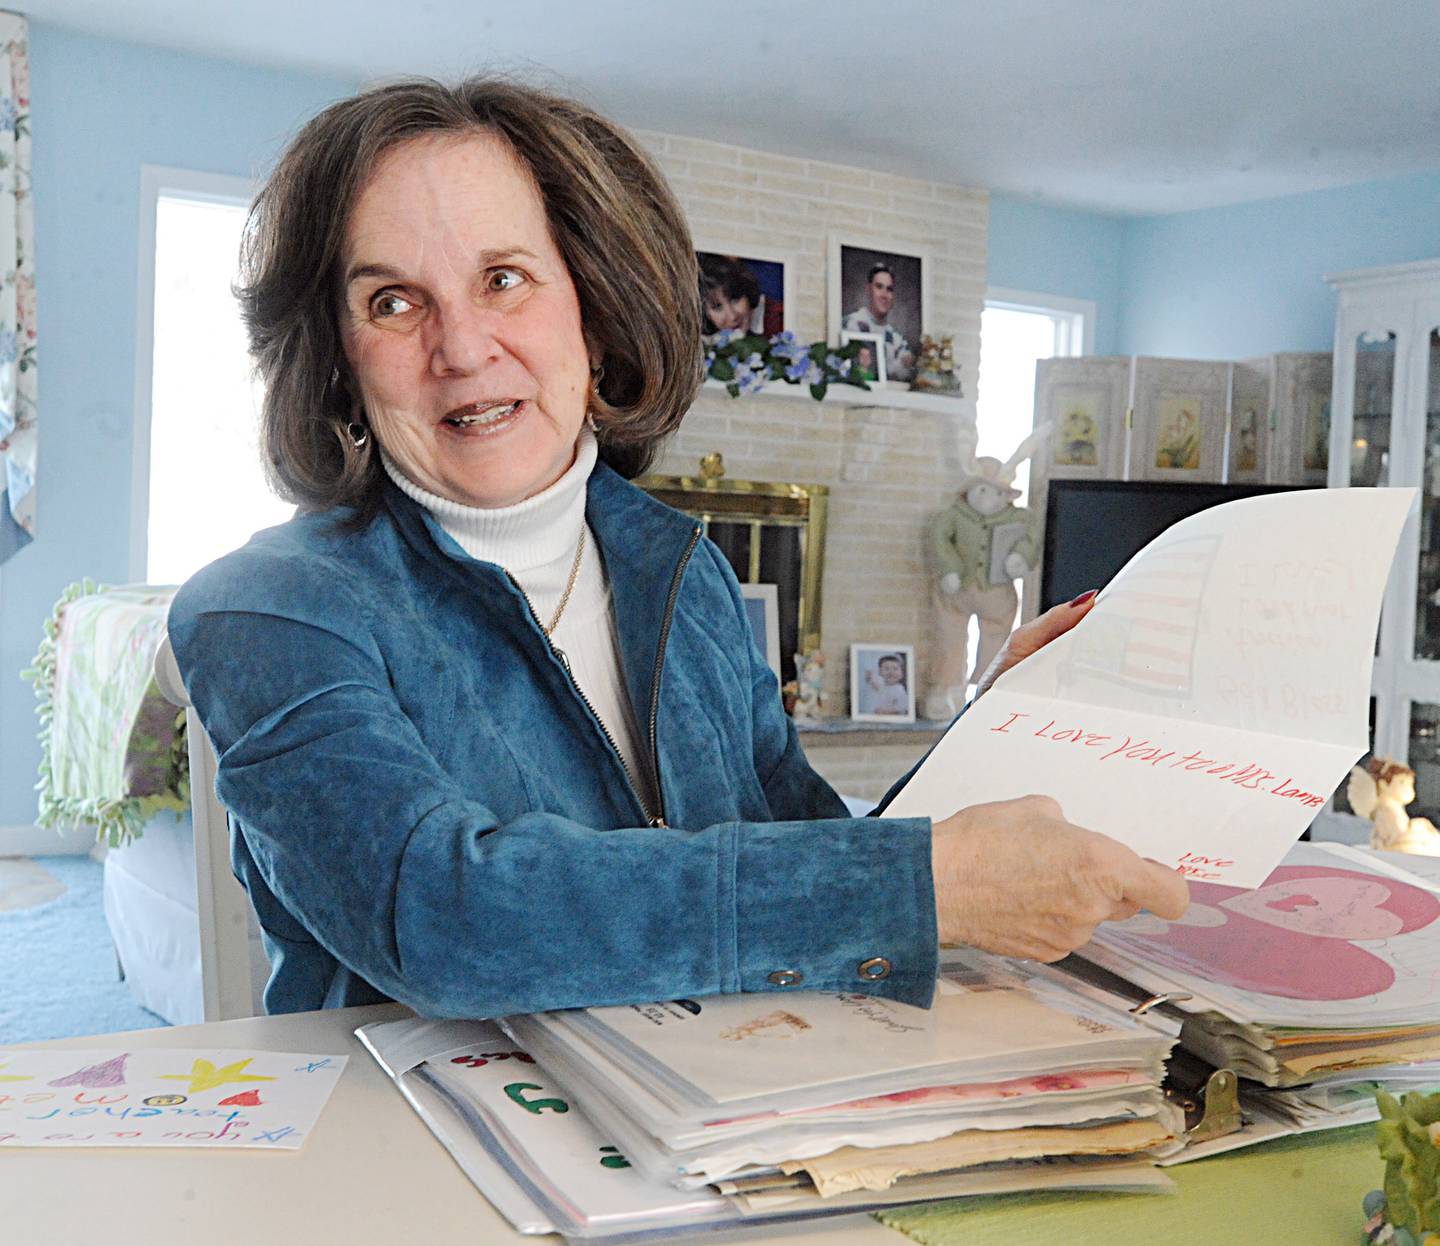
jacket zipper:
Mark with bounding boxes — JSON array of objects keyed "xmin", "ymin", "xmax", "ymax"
[
  {"xmin": 647, "ymin": 526, "xmax": 703, "ymax": 829},
  {"xmin": 507, "ymin": 524, "xmax": 699, "ymax": 830}
]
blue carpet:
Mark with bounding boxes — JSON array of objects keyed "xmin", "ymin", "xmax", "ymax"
[{"xmin": 0, "ymin": 856, "xmax": 168, "ymax": 1044}]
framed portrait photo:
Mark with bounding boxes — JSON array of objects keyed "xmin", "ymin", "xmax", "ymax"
[
  {"xmin": 828, "ymin": 236, "xmax": 930, "ymax": 385},
  {"xmin": 695, "ymin": 245, "xmax": 795, "ymax": 342},
  {"xmin": 850, "ymin": 643, "xmax": 917, "ymax": 724},
  {"xmin": 739, "ymin": 583, "xmax": 781, "ymax": 679},
  {"xmin": 839, "ymin": 329, "xmax": 886, "ymax": 385}
]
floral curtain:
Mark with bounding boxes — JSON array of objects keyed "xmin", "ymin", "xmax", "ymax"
[{"xmin": 0, "ymin": 12, "xmax": 34, "ymax": 562}]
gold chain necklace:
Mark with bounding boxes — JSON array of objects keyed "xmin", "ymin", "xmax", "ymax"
[{"xmin": 539, "ymin": 525, "xmax": 587, "ymax": 672}]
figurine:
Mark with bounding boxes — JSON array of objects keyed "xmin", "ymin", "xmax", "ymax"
[
  {"xmin": 923, "ymin": 425, "xmax": 1047, "ymax": 721},
  {"xmin": 793, "ymin": 650, "xmax": 825, "ymax": 722},
  {"xmin": 908, "ymin": 335, "xmax": 963, "ymax": 394},
  {"xmin": 1369, "ymin": 1091, "xmax": 1440, "ymax": 1242},
  {"xmin": 1347, "ymin": 758, "xmax": 1440, "ymax": 856}
]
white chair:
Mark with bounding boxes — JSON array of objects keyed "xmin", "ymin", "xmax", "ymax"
[{"xmin": 154, "ymin": 635, "xmax": 268, "ymax": 1021}]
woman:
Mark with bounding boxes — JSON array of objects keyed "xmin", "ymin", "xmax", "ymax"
[
  {"xmin": 699, "ymin": 254, "xmax": 761, "ymax": 336},
  {"xmin": 169, "ymin": 78, "xmax": 1187, "ymax": 1020}
]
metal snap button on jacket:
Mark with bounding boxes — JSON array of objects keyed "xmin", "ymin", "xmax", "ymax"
[
  {"xmin": 767, "ymin": 969, "xmax": 803, "ymax": 987},
  {"xmin": 857, "ymin": 957, "xmax": 891, "ymax": 980}
]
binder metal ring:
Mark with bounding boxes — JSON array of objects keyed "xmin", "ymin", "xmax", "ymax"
[{"xmin": 1129, "ymin": 991, "xmax": 1193, "ymax": 1016}]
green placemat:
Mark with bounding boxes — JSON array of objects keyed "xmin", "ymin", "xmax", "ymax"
[{"xmin": 877, "ymin": 1126, "xmax": 1377, "ymax": 1245}]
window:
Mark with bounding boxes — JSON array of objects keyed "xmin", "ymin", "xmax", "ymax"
[
  {"xmin": 976, "ymin": 288, "xmax": 1094, "ymax": 503},
  {"xmin": 135, "ymin": 168, "xmax": 294, "ymax": 586}
]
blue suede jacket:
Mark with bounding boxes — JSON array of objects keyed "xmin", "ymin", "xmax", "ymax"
[{"xmin": 168, "ymin": 462, "xmax": 937, "ymax": 1018}]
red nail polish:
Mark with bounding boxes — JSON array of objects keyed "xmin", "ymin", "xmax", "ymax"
[{"xmin": 1068, "ymin": 589, "xmax": 1098, "ymax": 607}]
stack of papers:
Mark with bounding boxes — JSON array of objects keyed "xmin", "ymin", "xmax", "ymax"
[
  {"xmin": 360, "ymin": 951, "xmax": 1182, "ymax": 1239},
  {"xmin": 1072, "ymin": 841, "xmax": 1440, "ymax": 1156},
  {"xmin": 505, "ymin": 950, "xmax": 1183, "ymax": 1197}
]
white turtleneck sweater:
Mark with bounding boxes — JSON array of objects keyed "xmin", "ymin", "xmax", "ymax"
[{"xmin": 381, "ymin": 429, "xmax": 660, "ymax": 817}]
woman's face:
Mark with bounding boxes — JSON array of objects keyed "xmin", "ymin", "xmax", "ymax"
[
  {"xmin": 339, "ymin": 133, "xmax": 592, "ymax": 509},
  {"xmin": 704, "ymin": 287, "xmax": 755, "ymax": 333}
]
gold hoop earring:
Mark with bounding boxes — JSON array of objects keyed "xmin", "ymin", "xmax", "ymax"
[{"xmin": 346, "ymin": 421, "xmax": 369, "ymax": 450}]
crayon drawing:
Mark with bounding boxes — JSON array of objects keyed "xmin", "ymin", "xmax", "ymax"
[
  {"xmin": 0, "ymin": 1048, "xmax": 345, "ymax": 1149},
  {"xmin": 1101, "ymin": 865, "xmax": 1440, "ymax": 1004},
  {"xmin": 158, "ymin": 1056, "xmax": 276, "ymax": 1094}
]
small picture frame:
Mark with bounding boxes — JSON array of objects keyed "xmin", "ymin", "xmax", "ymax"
[
  {"xmin": 850, "ymin": 643, "xmax": 917, "ymax": 723},
  {"xmin": 740, "ymin": 583, "xmax": 781, "ymax": 679},
  {"xmin": 695, "ymin": 245, "xmax": 795, "ymax": 342},
  {"xmin": 840, "ymin": 329, "xmax": 887, "ymax": 385},
  {"xmin": 828, "ymin": 236, "xmax": 930, "ymax": 384}
]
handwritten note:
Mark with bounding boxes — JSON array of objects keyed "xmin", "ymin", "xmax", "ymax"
[
  {"xmin": 883, "ymin": 488, "xmax": 1414, "ymax": 888},
  {"xmin": 0, "ymin": 1048, "xmax": 346, "ymax": 1148}
]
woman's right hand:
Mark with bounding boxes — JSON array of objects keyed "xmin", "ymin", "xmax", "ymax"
[{"xmin": 930, "ymin": 795, "xmax": 1189, "ymax": 961}]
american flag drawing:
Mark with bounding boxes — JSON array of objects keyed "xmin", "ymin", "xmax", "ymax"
[{"xmin": 1068, "ymin": 534, "xmax": 1220, "ymax": 698}]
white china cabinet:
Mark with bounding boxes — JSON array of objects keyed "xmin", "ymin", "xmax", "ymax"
[{"xmin": 1315, "ymin": 259, "xmax": 1440, "ymax": 837}]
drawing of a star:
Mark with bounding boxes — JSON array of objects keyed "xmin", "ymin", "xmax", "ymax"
[{"xmin": 158, "ymin": 1058, "xmax": 277, "ymax": 1094}]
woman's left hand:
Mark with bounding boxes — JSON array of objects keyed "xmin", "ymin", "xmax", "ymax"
[{"xmin": 973, "ymin": 589, "xmax": 1098, "ymax": 700}]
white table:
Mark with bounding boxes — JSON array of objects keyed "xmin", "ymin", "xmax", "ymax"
[{"xmin": 2, "ymin": 1005, "xmax": 897, "ymax": 1246}]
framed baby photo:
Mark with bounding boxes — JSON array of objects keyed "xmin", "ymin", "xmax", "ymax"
[
  {"xmin": 827, "ymin": 235, "xmax": 930, "ymax": 385},
  {"xmin": 850, "ymin": 643, "xmax": 917, "ymax": 724},
  {"xmin": 740, "ymin": 583, "xmax": 782, "ymax": 679},
  {"xmin": 695, "ymin": 243, "xmax": 796, "ymax": 341},
  {"xmin": 839, "ymin": 329, "xmax": 887, "ymax": 385}
]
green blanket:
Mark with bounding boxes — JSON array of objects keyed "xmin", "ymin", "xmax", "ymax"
[{"xmin": 23, "ymin": 580, "xmax": 187, "ymax": 847}]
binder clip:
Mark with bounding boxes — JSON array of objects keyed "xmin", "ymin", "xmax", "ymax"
[{"xmin": 1163, "ymin": 1048, "xmax": 1242, "ymax": 1144}]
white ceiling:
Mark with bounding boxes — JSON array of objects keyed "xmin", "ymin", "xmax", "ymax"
[{"xmin": 30, "ymin": 0, "xmax": 1440, "ymax": 215}]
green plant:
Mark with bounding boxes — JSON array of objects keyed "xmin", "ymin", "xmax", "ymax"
[{"xmin": 704, "ymin": 330, "xmax": 870, "ymax": 401}]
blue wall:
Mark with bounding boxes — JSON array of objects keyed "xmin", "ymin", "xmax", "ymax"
[
  {"xmin": 1115, "ymin": 172, "xmax": 1440, "ymax": 359},
  {"xmin": 1, "ymin": 23, "xmax": 353, "ymax": 825},
  {"xmin": 987, "ymin": 196, "xmax": 1127, "ymax": 356},
  {"xmin": 991, "ymin": 173, "xmax": 1440, "ymax": 363}
]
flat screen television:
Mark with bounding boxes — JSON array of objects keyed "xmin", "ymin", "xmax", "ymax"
[{"xmin": 1038, "ymin": 479, "xmax": 1316, "ymax": 612}]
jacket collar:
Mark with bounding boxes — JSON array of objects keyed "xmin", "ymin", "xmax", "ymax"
[
  {"xmin": 380, "ymin": 459, "xmax": 702, "ymax": 730},
  {"xmin": 586, "ymin": 463, "xmax": 703, "ymax": 732}
]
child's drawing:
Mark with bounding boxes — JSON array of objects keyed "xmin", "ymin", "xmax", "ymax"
[{"xmin": 1108, "ymin": 865, "xmax": 1440, "ymax": 1001}]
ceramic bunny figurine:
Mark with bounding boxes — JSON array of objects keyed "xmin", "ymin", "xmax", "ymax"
[{"xmin": 923, "ymin": 422, "xmax": 1048, "ymax": 720}]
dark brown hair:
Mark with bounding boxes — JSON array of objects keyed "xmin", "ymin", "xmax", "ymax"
[{"xmin": 238, "ymin": 77, "xmax": 703, "ymax": 515}]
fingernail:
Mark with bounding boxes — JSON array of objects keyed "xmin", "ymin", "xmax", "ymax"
[{"xmin": 1068, "ymin": 589, "xmax": 1098, "ymax": 607}]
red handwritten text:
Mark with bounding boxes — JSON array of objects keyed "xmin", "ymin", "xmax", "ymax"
[
  {"xmin": 989, "ymin": 714, "xmax": 1325, "ymax": 809},
  {"xmin": 1174, "ymin": 851, "xmax": 1235, "ymax": 880}
]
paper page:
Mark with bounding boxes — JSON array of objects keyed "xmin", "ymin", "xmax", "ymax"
[
  {"xmin": 680, "ymin": 1088, "xmax": 1175, "ymax": 1181},
  {"xmin": 739, "ymin": 1157, "xmax": 1173, "ymax": 1213},
  {"xmin": 885, "ymin": 488, "xmax": 1414, "ymax": 887},
  {"xmin": 419, "ymin": 1042, "xmax": 732, "ymax": 1233},
  {"xmin": 356, "ymin": 1016, "xmax": 497, "ymax": 1077},
  {"xmin": 780, "ymin": 1114, "xmax": 1182, "ymax": 1196},
  {"xmin": 0, "ymin": 1048, "xmax": 345, "ymax": 1148},
  {"xmin": 571, "ymin": 951, "xmax": 1168, "ymax": 1109},
  {"xmin": 1084, "ymin": 842, "xmax": 1440, "ymax": 1028},
  {"xmin": 356, "ymin": 1018, "xmax": 557, "ymax": 1235}
]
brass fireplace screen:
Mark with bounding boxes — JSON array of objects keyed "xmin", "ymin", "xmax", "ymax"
[{"xmin": 636, "ymin": 454, "xmax": 828, "ymax": 685}]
